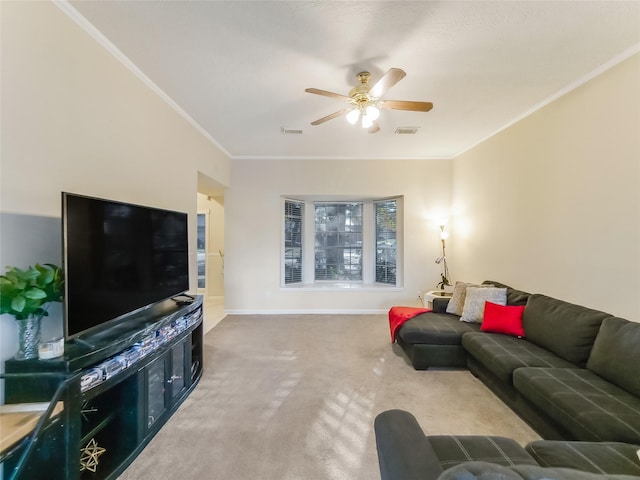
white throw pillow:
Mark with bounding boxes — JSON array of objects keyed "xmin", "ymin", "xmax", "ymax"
[{"xmin": 460, "ymin": 287, "xmax": 507, "ymax": 323}]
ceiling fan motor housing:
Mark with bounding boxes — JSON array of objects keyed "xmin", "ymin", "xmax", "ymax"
[{"xmin": 350, "ymin": 71, "xmax": 375, "ymax": 108}]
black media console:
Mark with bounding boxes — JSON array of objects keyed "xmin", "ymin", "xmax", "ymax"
[{"xmin": 3, "ymin": 296, "xmax": 204, "ymax": 480}]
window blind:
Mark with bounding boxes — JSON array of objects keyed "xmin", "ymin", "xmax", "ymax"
[
  {"xmin": 284, "ymin": 200, "xmax": 303, "ymax": 284},
  {"xmin": 375, "ymin": 199, "xmax": 397, "ymax": 285},
  {"xmin": 314, "ymin": 202, "xmax": 363, "ymax": 281}
]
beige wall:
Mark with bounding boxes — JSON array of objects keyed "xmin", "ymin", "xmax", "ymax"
[
  {"xmin": 2, "ymin": 2, "xmax": 637, "ymax": 364},
  {"xmin": 225, "ymin": 159, "xmax": 452, "ymax": 313},
  {"xmin": 451, "ymin": 53, "xmax": 640, "ymax": 320},
  {"xmin": 0, "ymin": 2, "xmax": 230, "ymax": 361}
]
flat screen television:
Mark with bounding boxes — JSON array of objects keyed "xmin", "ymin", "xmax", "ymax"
[{"xmin": 62, "ymin": 192, "xmax": 190, "ymax": 340}]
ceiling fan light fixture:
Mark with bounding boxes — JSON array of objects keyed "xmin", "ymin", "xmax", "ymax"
[
  {"xmin": 361, "ymin": 114, "xmax": 374, "ymax": 129},
  {"xmin": 346, "ymin": 109, "xmax": 360, "ymax": 125},
  {"xmin": 366, "ymin": 105, "xmax": 380, "ymax": 121},
  {"xmin": 305, "ymin": 68, "xmax": 432, "ymax": 132}
]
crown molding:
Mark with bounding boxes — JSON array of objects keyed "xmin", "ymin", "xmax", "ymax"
[
  {"xmin": 454, "ymin": 42, "xmax": 640, "ymax": 159},
  {"xmin": 53, "ymin": 0, "xmax": 232, "ymax": 159}
]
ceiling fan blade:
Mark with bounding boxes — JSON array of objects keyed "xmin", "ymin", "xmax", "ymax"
[
  {"xmin": 305, "ymin": 88, "xmax": 352, "ymax": 102},
  {"xmin": 380, "ymin": 100, "xmax": 433, "ymax": 112},
  {"xmin": 310, "ymin": 108, "xmax": 352, "ymax": 126},
  {"xmin": 368, "ymin": 122, "xmax": 380, "ymax": 134},
  {"xmin": 369, "ymin": 68, "xmax": 406, "ymax": 98}
]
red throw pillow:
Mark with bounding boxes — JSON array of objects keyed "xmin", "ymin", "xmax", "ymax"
[{"xmin": 481, "ymin": 301, "xmax": 526, "ymax": 337}]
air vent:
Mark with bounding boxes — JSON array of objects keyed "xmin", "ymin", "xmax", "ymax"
[
  {"xmin": 394, "ymin": 127, "xmax": 419, "ymax": 135},
  {"xmin": 281, "ymin": 127, "xmax": 303, "ymax": 135}
]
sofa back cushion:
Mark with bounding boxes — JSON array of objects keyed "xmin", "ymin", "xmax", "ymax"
[
  {"xmin": 522, "ymin": 294, "xmax": 611, "ymax": 367},
  {"xmin": 482, "ymin": 280, "xmax": 530, "ymax": 306},
  {"xmin": 587, "ymin": 317, "xmax": 640, "ymax": 397}
]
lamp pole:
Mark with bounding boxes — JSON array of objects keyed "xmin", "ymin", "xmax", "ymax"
[{"xmin": 436, "ymin": 225, "xmax": 450, "ymax": 291}]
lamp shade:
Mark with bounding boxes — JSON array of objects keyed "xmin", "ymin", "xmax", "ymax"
[
  {"xmin": 346, "ymin": 109, "xmax": 360, "ymax": 125},
  {"xmin": 366, "ymin": 105, "xmax": 380, "ymax": 121}
]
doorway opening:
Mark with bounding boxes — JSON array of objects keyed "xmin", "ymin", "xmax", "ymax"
[{"xmin": 197, "ymin": 175, "xmax": 225, "ymax": 333}]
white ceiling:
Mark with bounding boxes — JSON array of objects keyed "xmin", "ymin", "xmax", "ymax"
[{"xmin": 64, "ymin": 1, "xmax": 640, "ymax": 160}]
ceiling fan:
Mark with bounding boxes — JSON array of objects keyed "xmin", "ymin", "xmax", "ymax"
[{"xmin": 305, "ymin": 68, "xmax": 433, "ymax": 133}]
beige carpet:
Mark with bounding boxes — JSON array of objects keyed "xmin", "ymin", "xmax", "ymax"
[{"xmin": 117, "ymin": 314, "xmax": 539, "ymax": 480}]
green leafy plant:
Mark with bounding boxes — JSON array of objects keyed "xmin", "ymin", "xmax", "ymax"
[{"xmin": 0, "ymin": 263, "xmax": 64, "ymax": 321}]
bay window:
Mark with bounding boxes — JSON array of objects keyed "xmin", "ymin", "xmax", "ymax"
[{"xmin": 282, "ymin": 196, "xmax": 401, "ymax": 287}]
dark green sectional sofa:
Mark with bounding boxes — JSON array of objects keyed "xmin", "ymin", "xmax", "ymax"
[
  {"xmin": 395, "ymin": 281, "xmax": 640, "ymax": 443},
  {"xmin": 375, "ymin": 409, "xmax": 640, "ymax": 480}
]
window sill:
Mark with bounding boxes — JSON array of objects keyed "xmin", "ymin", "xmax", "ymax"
[{"xmin": 282, "ymin": 283, "xmax": 401, "ymax": 291}]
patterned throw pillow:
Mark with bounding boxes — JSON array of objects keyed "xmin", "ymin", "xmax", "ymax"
[
  {"xmin": 446, "ymin": 282, "xmax": 493, "ymax": 316},
  {"xmin": 460, "ymin": 287, "xmax": 507, "ymax": 323},
  {"xmin": 445, "ymin": 282, "xmax": 474, "ymax": 316}
]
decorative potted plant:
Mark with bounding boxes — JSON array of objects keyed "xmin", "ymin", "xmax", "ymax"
[{"xmin": 0, "ymin": 263, "xmax": 64, "ymax": 359}]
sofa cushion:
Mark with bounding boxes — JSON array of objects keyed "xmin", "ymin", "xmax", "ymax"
[
  {"xmin": 432, "ymin": 296, "xmax": 451, "ymax": 313},
  {"xmin": 462, "ymin": 332, "xmax": 576, "ymax": 384},
  {"xmin": 483, "ymin": 280, "xmax": 531, "ymax": 306},
  {"xmin": 437, "ymin": 462, "xmax": 524, "ymax": 480},
  {"xmin": 514, "ymin": 368, "xmax": 640, "ymax": 443},
  {"xmin": 437, "ymin": 462, "xmax": 640, "ymax": 479},
  {"xmin": 398, "ymin": 312, "xmax": 480, "ymax": 345},
  {"xmin": 522, "ymin": 294, "xmax": 611, "ymax": 367},
  {"xmin": 526, "ymin": 440, "xmax": 640, "ymax": 475},
  {"xmin": 510, "ymin": 466, "xmax": 640, "ymax": 480},
  {"xmin": 428, "ymin": 435, "xmax": 537, "ymax": 470},
  {"xmin": 587, "ymin": 317, "xmax": 640, "ymax": 398},
  {"xmin": 460, "ymin": 287, "xmax": 507, "ymax": 323}
]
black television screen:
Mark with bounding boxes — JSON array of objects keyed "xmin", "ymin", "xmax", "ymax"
[{"xmin": 62, "ymin": 192, "xmax": 189, "ymax": 340}]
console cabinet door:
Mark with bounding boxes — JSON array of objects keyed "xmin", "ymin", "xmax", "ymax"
[
  {"xmin": 146, "ymin": 354, "xmax": 169, "ymax": 431},
  {"xmin": 145, "ymin": 338, "xmax": 190, "ymax": 432},
  {"xmin": 169, "ymin": 339, "xmax": 187, "ymax": 401}
]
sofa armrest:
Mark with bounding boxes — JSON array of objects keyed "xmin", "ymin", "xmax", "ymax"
[
  {"xmin": 374, "ymin": 410, "xmax": 444, "ymax": 480},
  {"xmin": 432, "ymin": 297, "xmax": 451, "ymax": 313}
]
